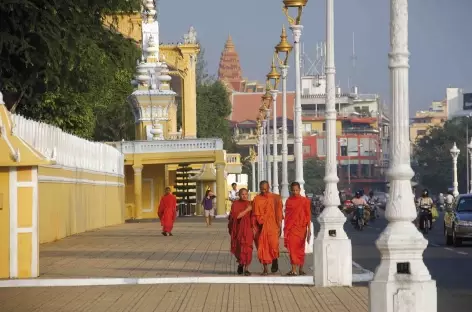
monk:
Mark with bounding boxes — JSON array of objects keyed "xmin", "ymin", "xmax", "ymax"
[
  {"xmin": 284, "ymin": 182, "xmax": 311, "ymax": 276},
  {"xmin": 158, "ymin": 187, "xmax": 177, "ymax": 236},
  {"xmin": 228, "ymin": 188, "xmax": 254, "ymax": 276},
  {"xmin": 252, "ymin": 180, "xmax": 281, "ymax": 275}
]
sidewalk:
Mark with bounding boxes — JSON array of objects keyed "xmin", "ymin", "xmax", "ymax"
[{"xmin": 0, "ymin": 217, "xmax": 370, "ymax": 311}]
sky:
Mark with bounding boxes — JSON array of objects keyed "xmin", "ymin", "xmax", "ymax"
[{"xmin": 158, "ymin": 0, "xmax": 472, "ymax": 113}]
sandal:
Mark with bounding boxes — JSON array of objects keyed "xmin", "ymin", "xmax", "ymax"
[
  {"xmin": 261, "ymin": 271, "xmax": 269, "ymax": 276},
  {"xmin": 244, "ymin": 271, "xmax": 251, "ymax": 276},
  {"xmin": 285, "ymin": 271, "xmax": 298, "ymax": 276},
  {"xmin": 161, "ymin": 232, "xmax": 168, "ymax": 236},
  {"xmin": 299, "ymin": 271, "xmax": 306, "ymax": 276},
  {"xmin": 237, "ymin": 265, "xmax": 244, "ymax": 275}
]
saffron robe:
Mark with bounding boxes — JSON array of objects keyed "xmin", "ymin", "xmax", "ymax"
[
  {"xmin": 252, "ymin": 192, "xmax": 283, "ymax": 249},
  {"xmin": 228, "ymin": 200, "xmax": 254, "ymax": 266},
  {"xmin": 158, "ymin": 194, "xmax": 177, "ymax": 233},
  {"xmin": 284, "ymin": 195, "xmax": 311, "ymax": 265},
  {"xmin": 253, "ymin": 193, "xmax": 280, "ymax": 264}
]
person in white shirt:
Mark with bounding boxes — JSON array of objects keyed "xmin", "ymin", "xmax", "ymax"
[
  {"xmin": 228, "ymin": 183, "xmax": 239, "ymax": 203},
  {"xmin": 445, "ymin": 190, "xmax": 454, "ymax": 208}
]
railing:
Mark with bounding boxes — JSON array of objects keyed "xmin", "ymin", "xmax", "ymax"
[
  {"xmin": 111, "ymin": 138, "xmax": 224, "ymax": 154},
  {"xmin": 167, "ymin": 131, "xmax": 183, "ymax": 140},
  {"xmin": 301, "ymin": 110, "xmax": 376, "ymax": 119},
  {"xmin": 342, "ymin": 128, "xmax": 380, "ymax": 134},
  {"xmin": 226, "ymin": 153, "xmax": 241, "ymax": 164},
  {"xmin": 11, "ymin": 114, "xmax": 124, "ymax": 175}
]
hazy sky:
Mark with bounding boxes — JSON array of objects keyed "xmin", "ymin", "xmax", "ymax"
[{"xmin": 158, "ymin": 0, "xmax": 472, "ymax": 113}]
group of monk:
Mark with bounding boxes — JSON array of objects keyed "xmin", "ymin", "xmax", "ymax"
[{"xmin": 228, "ymin": 181, "xmax": 311, "ymax": 276}]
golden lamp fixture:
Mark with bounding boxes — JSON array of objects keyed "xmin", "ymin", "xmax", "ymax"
[
  {"xmin": 266, "ymin": 56, "xmax": 281, "ymax": 90},
  {"xmin": 275, "ymin": 25, "xmax": 292, "ymax": 65},
  {"xmin": 282, "ymin": 0, "xmax": 307, "ymax": 25}
]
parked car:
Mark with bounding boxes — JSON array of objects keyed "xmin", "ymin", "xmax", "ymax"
[{"xmin": 444, "ymin": 194, "xmax": 472, "ymax": 246}]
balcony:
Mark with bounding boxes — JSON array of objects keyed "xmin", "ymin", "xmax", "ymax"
[
  {"xmin": 226, "ymin": 153, "xmax": 241, "ymax": 164},
  {"xmin": 342, "ymin": 127, "xmax": 379, "ymax": 135},
  {"xmin": 111, "ymin": 139, "xmax": 224, "ymax": 154},
  {"xmin": 302, "ymin": 110, "xmax": 376, "ymax": 120}
]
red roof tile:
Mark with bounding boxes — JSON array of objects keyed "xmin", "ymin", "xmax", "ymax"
[{"xmin": 230, "ymin": 92, "xmax": 295, "ymax": 123}]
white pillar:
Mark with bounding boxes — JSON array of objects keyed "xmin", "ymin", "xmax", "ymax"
[
  {"xmin": 265, "ymin": 111, "xmax": 272, "ymax": 185},
  {"xmin": 313, "ymin": 0, "xmax": 351, "ymax": 287},
  {"xmin": 451, "ymin": 142, "xmax": 460, "ymax": 197},
  {"xmin": 290, "ymin": 25, "xmax": 305, "ymax": 196},
  {"xmin": 370, "ymin": 0, "xmax": 436, "ymax": 310},
  {"xmin": 271, "ymin": 90, "xmax": 280, "ymax": 194},
  {"xmin": 280, "ymin": 65, "xmax": 290, "ymax": 202},
  {"xmin": 468, "ymin": 138, "xmax": 472, "ymax": 193},
  {"xmin": 258, "ymin": 130, "xmax": 264, "ymax": 184},
  {"xmin": 251, "ymin": 160, "xmax": 256, "ymax": 193}
]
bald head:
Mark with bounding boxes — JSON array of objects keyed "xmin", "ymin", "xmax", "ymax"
[{"xmin": 259, "ymin": 180, "xmax": 269, "ymax": 194}]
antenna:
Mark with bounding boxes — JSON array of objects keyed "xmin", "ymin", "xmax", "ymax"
[
  {"xmin": 301, "ymin": 41, "xmax": 325, "ymax": 76},
  {"xmin": 349, "ymin": 32, "xmax": 357, "ymax": 91}
]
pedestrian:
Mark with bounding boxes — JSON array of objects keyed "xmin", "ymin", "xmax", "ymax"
[
  {"xmin": 202, "ymin": 189, "xmax": 216, "ymax": 226},
  {"xmin": 284, "ymin": 182, "xmax": 311, "ymax": 276},
  {"xmin": 228, "ymin": 188, "xmax": 254, "ymax": 276},
  {"xmin": 158, "ymin": 187, "xmax": 177, "ymax": 236}
]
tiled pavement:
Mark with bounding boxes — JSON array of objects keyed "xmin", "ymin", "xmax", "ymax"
[{"xmin": 0, "ymin": 217, "xmax": 369, "ymax": 311}]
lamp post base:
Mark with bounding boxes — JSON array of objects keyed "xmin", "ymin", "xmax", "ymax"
[
  {"xmin": 369, "ymin": 280, "xmax": 436, "ymax": 312},
  {"xmin": 313, "ymin": 206, "xmax": 352, "ymax": 286},
  {"xmin": 305, "ymin": 222, "xmax": 314, "ymax": 254}
]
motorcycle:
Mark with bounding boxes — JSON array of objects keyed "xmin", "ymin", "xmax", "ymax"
[
  {"xmin": 353, "ymin": 205, "xmax": 365, "ymax": 231},
  {"xmin": 418, "ymin": 206, "xmax": 431, "ymax": 234},
  {"xmin": 368, "ymin": 200, "xmax": 380, "ymax": 220}
]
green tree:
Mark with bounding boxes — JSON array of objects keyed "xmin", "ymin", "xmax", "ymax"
[
  {"xmin": 1, "ymin": 0, "xmax": 140, "ymax": 139},
  {"xmin": 413, "ymin": 118, "xmax": 471, "ymax": 194},
  {"xmin": 303, "ymin": 158, "xmax": 326, "ymax": 195}
]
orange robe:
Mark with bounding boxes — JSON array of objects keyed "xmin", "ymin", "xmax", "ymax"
[
  {"xmin": 284, "ymin": 195, "xmax": 311, "ymax": 265},
  {"xmin": 253, "ymin": 193, "xmax": 280, "ymax": 264},
  {"xmin": 158, "ymin": 194, "xmax": 177, "ymax": 232},
  {"xmin": 252, "ymin": 192, "xmax": 283, "ymax": 249},
  {"xmin": 228, "ymin": 200, "xmax": 254, "ymax": 266}
]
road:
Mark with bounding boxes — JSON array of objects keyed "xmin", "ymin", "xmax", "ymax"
[{"xmin": 339, "ymin": 210, "xmax": 472, "ymax": 312}]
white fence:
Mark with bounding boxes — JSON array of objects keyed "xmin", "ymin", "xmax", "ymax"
[{"xmin": 11, "ymin": 114, "xmax": 124, "ymax": 175}]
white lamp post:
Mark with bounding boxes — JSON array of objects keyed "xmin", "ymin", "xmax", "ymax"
[
  {"xmin": 275, "ymin": 25, "xmax": 293, "ymax": 237},
  {"xmin": 250, "ymin": 146, "xmax": 257, "ymax": 192},
  {"xmin": 370, "ymin": 0, "xmax": 437, "ymax": 311},
  {"xmin": 267, "ymin": 58, "xmax": 281, "ymax": 194},
  {"xmin": 262, "ymin": 87, "xmax": 272, "ymax": 185},
  {"xmin": 313, "ymin": 0, "xmax": 351, "ymax": 287},
  {"xmin": 468, "ymin": 139, "xmax": 472, "ymax": 193},
  {"xmin": 283, "ymin": 0, "xmax": 306, "ymax": 195},
  {"xmin": 451, "ymin": 142, "xmax": 460, "ymax": 197}
]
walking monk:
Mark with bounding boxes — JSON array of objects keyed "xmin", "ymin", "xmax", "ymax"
[
  {"xmin": 253, "ymin": 181, "xmax": 282, "ymax": 275},
  {"xmin": 228, "ymin": 188, "xmax": 254, "ymax": 276},
  {"xmin": 158, "ymin": 187, "xmax": 177, "ymax": 236},
  {"xmin": 284, "ymin": 182, "xmax": 311, "ymax": 275}
]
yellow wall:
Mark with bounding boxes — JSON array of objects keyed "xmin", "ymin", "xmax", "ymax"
[
  {"xmin": 125, "ymin": 163, "xmax": 166, "ymax": 220},
  {"xmin": 0, "ymin": 167, "xmax": 10, "ymax": 278},
  {"xmin": 38, "ymin": 166, "xmax": 125, "ymax": 244},
  {"xmin": 303, "ymin": 120, "xmax": 343, "ymax": 135}
]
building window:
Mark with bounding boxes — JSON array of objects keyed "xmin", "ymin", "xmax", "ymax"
[
  {"xmin": 417, "ymin": 130, "xmax": 427, "ymax": 136},
  {"xmin": 322, "ymin": 122, "xmax": 326, "ymax": 131},
  {"xmin": 317, "ymin": 138, "xmax": 326, "ymax": 156},
  {"xmin": 303, "ymin": 123, "xmax": 312, "ymax": 133},
  {"xmin": 303, "ymin": 145, "xmax": 311, "ymax": 155},
  {"xmin": 340, "ymin": 146, "xmax": 348, "ymax": 156},
  {"xmin": 303, "ymin": 88, "xmax": 310, "ymax": 95}
]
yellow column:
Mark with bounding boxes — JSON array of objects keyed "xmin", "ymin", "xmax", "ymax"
[
  {"xmin": 133, "ymin": 164, "xmax": 143, "ymax": 219},
  {"xmin": 215, "ymin": 163, "xmax": 226, "ymax": 216},
  {"xmin": 183, "ymin": 54, "xmax": 197, "ymax": 138}
]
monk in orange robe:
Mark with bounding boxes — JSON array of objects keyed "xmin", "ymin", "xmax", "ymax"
[
  {"xmin": 158, "ymin": 187, "xmax": 177, "ymax": 236},
  {"xmin": 253, "ymin": 181, "xmax": 281, "ymax": 275},
  {"xmin": 284, "ymin": 182, "xmax": 311, "ymax": 276},
  {"xmin": 228, "ymin": 188, "xmax": 254, "ymax": 276}
]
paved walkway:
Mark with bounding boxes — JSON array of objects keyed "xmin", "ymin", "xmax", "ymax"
[{"xmin": 0, "ymin": 217, "xmax": 370, "ymax": 311}]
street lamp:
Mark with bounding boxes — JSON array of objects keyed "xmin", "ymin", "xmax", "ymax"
[
  {"xmin": 451, "ymin": 142, "xmax": 460, "ymax": 197},
  {"xmin": 257, "ymin": 109, "xmax": 265, "ymax": 184},
  {"xmin": 283, "ymin": 0, "xmax": 307, "ymax": 195},
  {"xmin": 468, "ymin": 138, "xmax": 472, "ymax": 193},
  {"xmin": 313, "ymin": 0, "xmax": 352, "ymax": 287},
  {"xmin": 370, "ymin": 0, "xmax": 436, "ymax": 310},
  {"xmin": 275, "ymin": 25, "xmax": 292, "ymax": 203},
  {"xmin": 267, "ymin": 57, "xmax": 281, "ymax": 194},
  {"xmin": 262, "ymin": 86, "xmax": 272, "ymax": 185}
]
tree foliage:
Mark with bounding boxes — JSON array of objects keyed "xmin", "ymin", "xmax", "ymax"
[
  {"xmin": 413, "ymin": 118, "xmax": 471, "ymax": 194},
  {"xmin": 303, "ymin": 158, "xmax": 326, "ymax": 195},
  {"xmin": 192, "ymin": 43, "xmax": 234, "ymax": 150},
  {"xmin": 0, "ymin": 0, "xmax": 140, "ymax": 140}
]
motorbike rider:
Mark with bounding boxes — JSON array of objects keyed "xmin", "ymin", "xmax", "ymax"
[
  {"xmin": 416, "ymin": 189, "xmax": 433, "ymax": 230},
  {"xmin": 367, "ymin": 190, "xmax": 379, "ymax": 218},
  {"xmin": 351, "ymin": 191, "xmax": 370, "ymax": 223},
  {"xmin": 445, "ymin": 190, "xmax": 454, "ymax": 209},
  {"xmin": 438, "ymin": 192, "xmax": 445, "ymax": 211}
]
